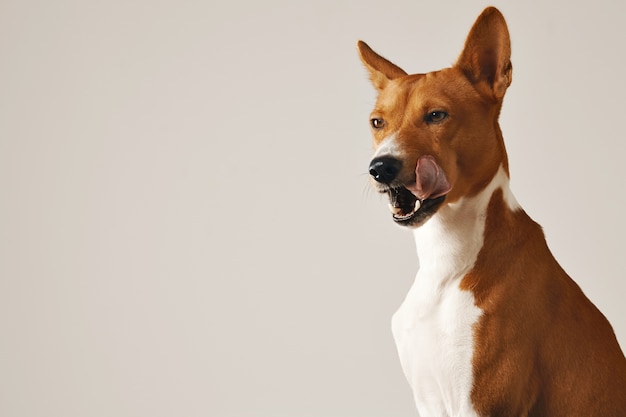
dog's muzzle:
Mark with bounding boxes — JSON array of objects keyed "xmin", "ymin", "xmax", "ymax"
[{"xmin": 369, "ymin": 155, "xmax": 449, "ymax": 226}]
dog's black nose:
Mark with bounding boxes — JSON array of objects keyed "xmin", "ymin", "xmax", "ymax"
[{"xmin": 369, "ymin": 156, "xmax": 401, "ymax": 184}]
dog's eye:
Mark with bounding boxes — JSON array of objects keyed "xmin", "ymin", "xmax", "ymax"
[
  {"xmin": 425, "ymin": 111, "xmax": 448, "ymax": 124},
  {"xmin": 370, "ymin": 118, "xmax": 386, "ymax": 129}
]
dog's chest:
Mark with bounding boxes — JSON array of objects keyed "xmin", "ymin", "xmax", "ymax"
[
  {"xmin": 389, "ymin": 170, "xmax": 513, "ymax": 416},
  {"xmin": 392, "ymin": 277, "xmax": 482, "ymax": 416}
]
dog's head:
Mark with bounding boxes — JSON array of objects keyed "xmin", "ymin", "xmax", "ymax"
[{"xmin": 359, "ymin": 7, "xmax": 512, "ymax": 227}]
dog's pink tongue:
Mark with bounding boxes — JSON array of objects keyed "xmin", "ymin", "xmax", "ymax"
[{"xmin": 406, "ymin": 155, "xmax": 452, "ymax": 200}]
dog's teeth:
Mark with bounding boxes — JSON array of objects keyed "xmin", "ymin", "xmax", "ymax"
[
  {"xmin": 390, "ymin": 199, "xmax": 422, "ymax": 220},
  {"xmin": 389, "ymin": 203, "xmax": 403, "ymax": 215}
]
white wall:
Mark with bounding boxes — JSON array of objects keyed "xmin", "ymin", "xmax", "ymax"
[{"xmin": 1, "ymin": 1, "xmax": 625, "ymax": 416}]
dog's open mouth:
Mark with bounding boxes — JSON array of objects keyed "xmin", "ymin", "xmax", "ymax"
[{"xmin": 386, "ymin": 187, "xmax": 446, "ymax": 226}]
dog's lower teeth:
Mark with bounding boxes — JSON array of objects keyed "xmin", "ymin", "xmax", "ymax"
[
  {"xmin": 391, "ymin": 199, "xmax": 422, "ymax": 220},
  {"xmin": 389, "ymin": 204, "xmax": 402, "ymax": 216}
]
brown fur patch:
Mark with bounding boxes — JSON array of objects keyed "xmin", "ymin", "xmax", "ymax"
[{"xmin": 462, "ymin": 190, "xmax": 626, "ymax": 416}]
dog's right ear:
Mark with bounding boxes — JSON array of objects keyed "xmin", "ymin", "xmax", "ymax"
[{"xmin": 357, "ymin": 41, "xmax": 407, "ymax": 91}]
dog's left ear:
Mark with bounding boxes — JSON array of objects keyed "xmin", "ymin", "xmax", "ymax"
[
  {"xmin": 456, "ymin": 7, "xmax": 512, "ymax": 100},
  {"xmin": 357, "ymin": 40, "xmax": 407, "ymax": 91}
]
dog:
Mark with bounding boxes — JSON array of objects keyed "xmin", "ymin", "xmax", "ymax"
[{"xmin": 358, "ymin": 7, "xmax": 626, "ymax": 416}]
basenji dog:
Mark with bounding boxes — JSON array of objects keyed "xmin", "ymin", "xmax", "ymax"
[{"xmin": 358, "ymin": 7, "xmax": 626, "ymax": 416}]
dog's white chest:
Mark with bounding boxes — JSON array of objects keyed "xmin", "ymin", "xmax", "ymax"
[
  {"xmin": 390, "ymin": 168, "xmax": 514, "ymax": 416},
  {"xmin": 392, "ymin": 277, "xmax": 482, "ymax": 416}
]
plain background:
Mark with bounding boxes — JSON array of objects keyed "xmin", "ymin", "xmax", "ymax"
[{"xmin": 1, "ymin": 0, "xmax": 625, "ymax": 416}]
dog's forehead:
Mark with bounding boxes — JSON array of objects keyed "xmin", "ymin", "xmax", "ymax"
[{"xmin": 375, "ymin": 68, "xmax": 468, "ymax": 114}]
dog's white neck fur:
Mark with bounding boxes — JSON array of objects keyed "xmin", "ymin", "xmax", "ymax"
[
  {"xmin": 414, "ymin": 165, "xmax": 518, "ymax": 287},
  {"xmin": 392, "ymin": 166, "xmax": 518, "ymax": 416}
]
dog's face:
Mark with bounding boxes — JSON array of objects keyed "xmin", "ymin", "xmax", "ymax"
[
  {"xmin": 359, "ymin": 8, "xmax": 513, "ymax": 228},
  {"xmin": 366, "ymin": 68, "xmax": 499, "ymax": 227}
]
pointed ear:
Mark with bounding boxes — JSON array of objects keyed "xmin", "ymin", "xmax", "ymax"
[
  {"xmin": 357, "ymin": 40, "xmax": 407, "ymax": 91},
  {"xmin": 455, "ymin": 7, "xmax": 512, "ymax": 100}
]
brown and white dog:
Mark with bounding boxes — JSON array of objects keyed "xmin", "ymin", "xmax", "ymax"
[{"xmin": 358, "ymin": 7, "xmax": 626, "ymax": 416}]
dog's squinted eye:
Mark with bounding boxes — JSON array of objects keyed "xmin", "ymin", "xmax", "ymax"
[
  {"xmin": 370, "ymin": 118, "xmax": 386, "ymax": 129},
  {"xmin": 425, "ymin": 111, "xmax": 448, "ymax": 124}
]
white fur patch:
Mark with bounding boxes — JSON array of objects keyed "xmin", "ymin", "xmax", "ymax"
[
  {"xmin": 373, "ymin": 133, "xmax": 400, "ymax": 158},
  {"xmin": 391, "ymin": 166, "xmax": 514, "ymax": 416}
]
